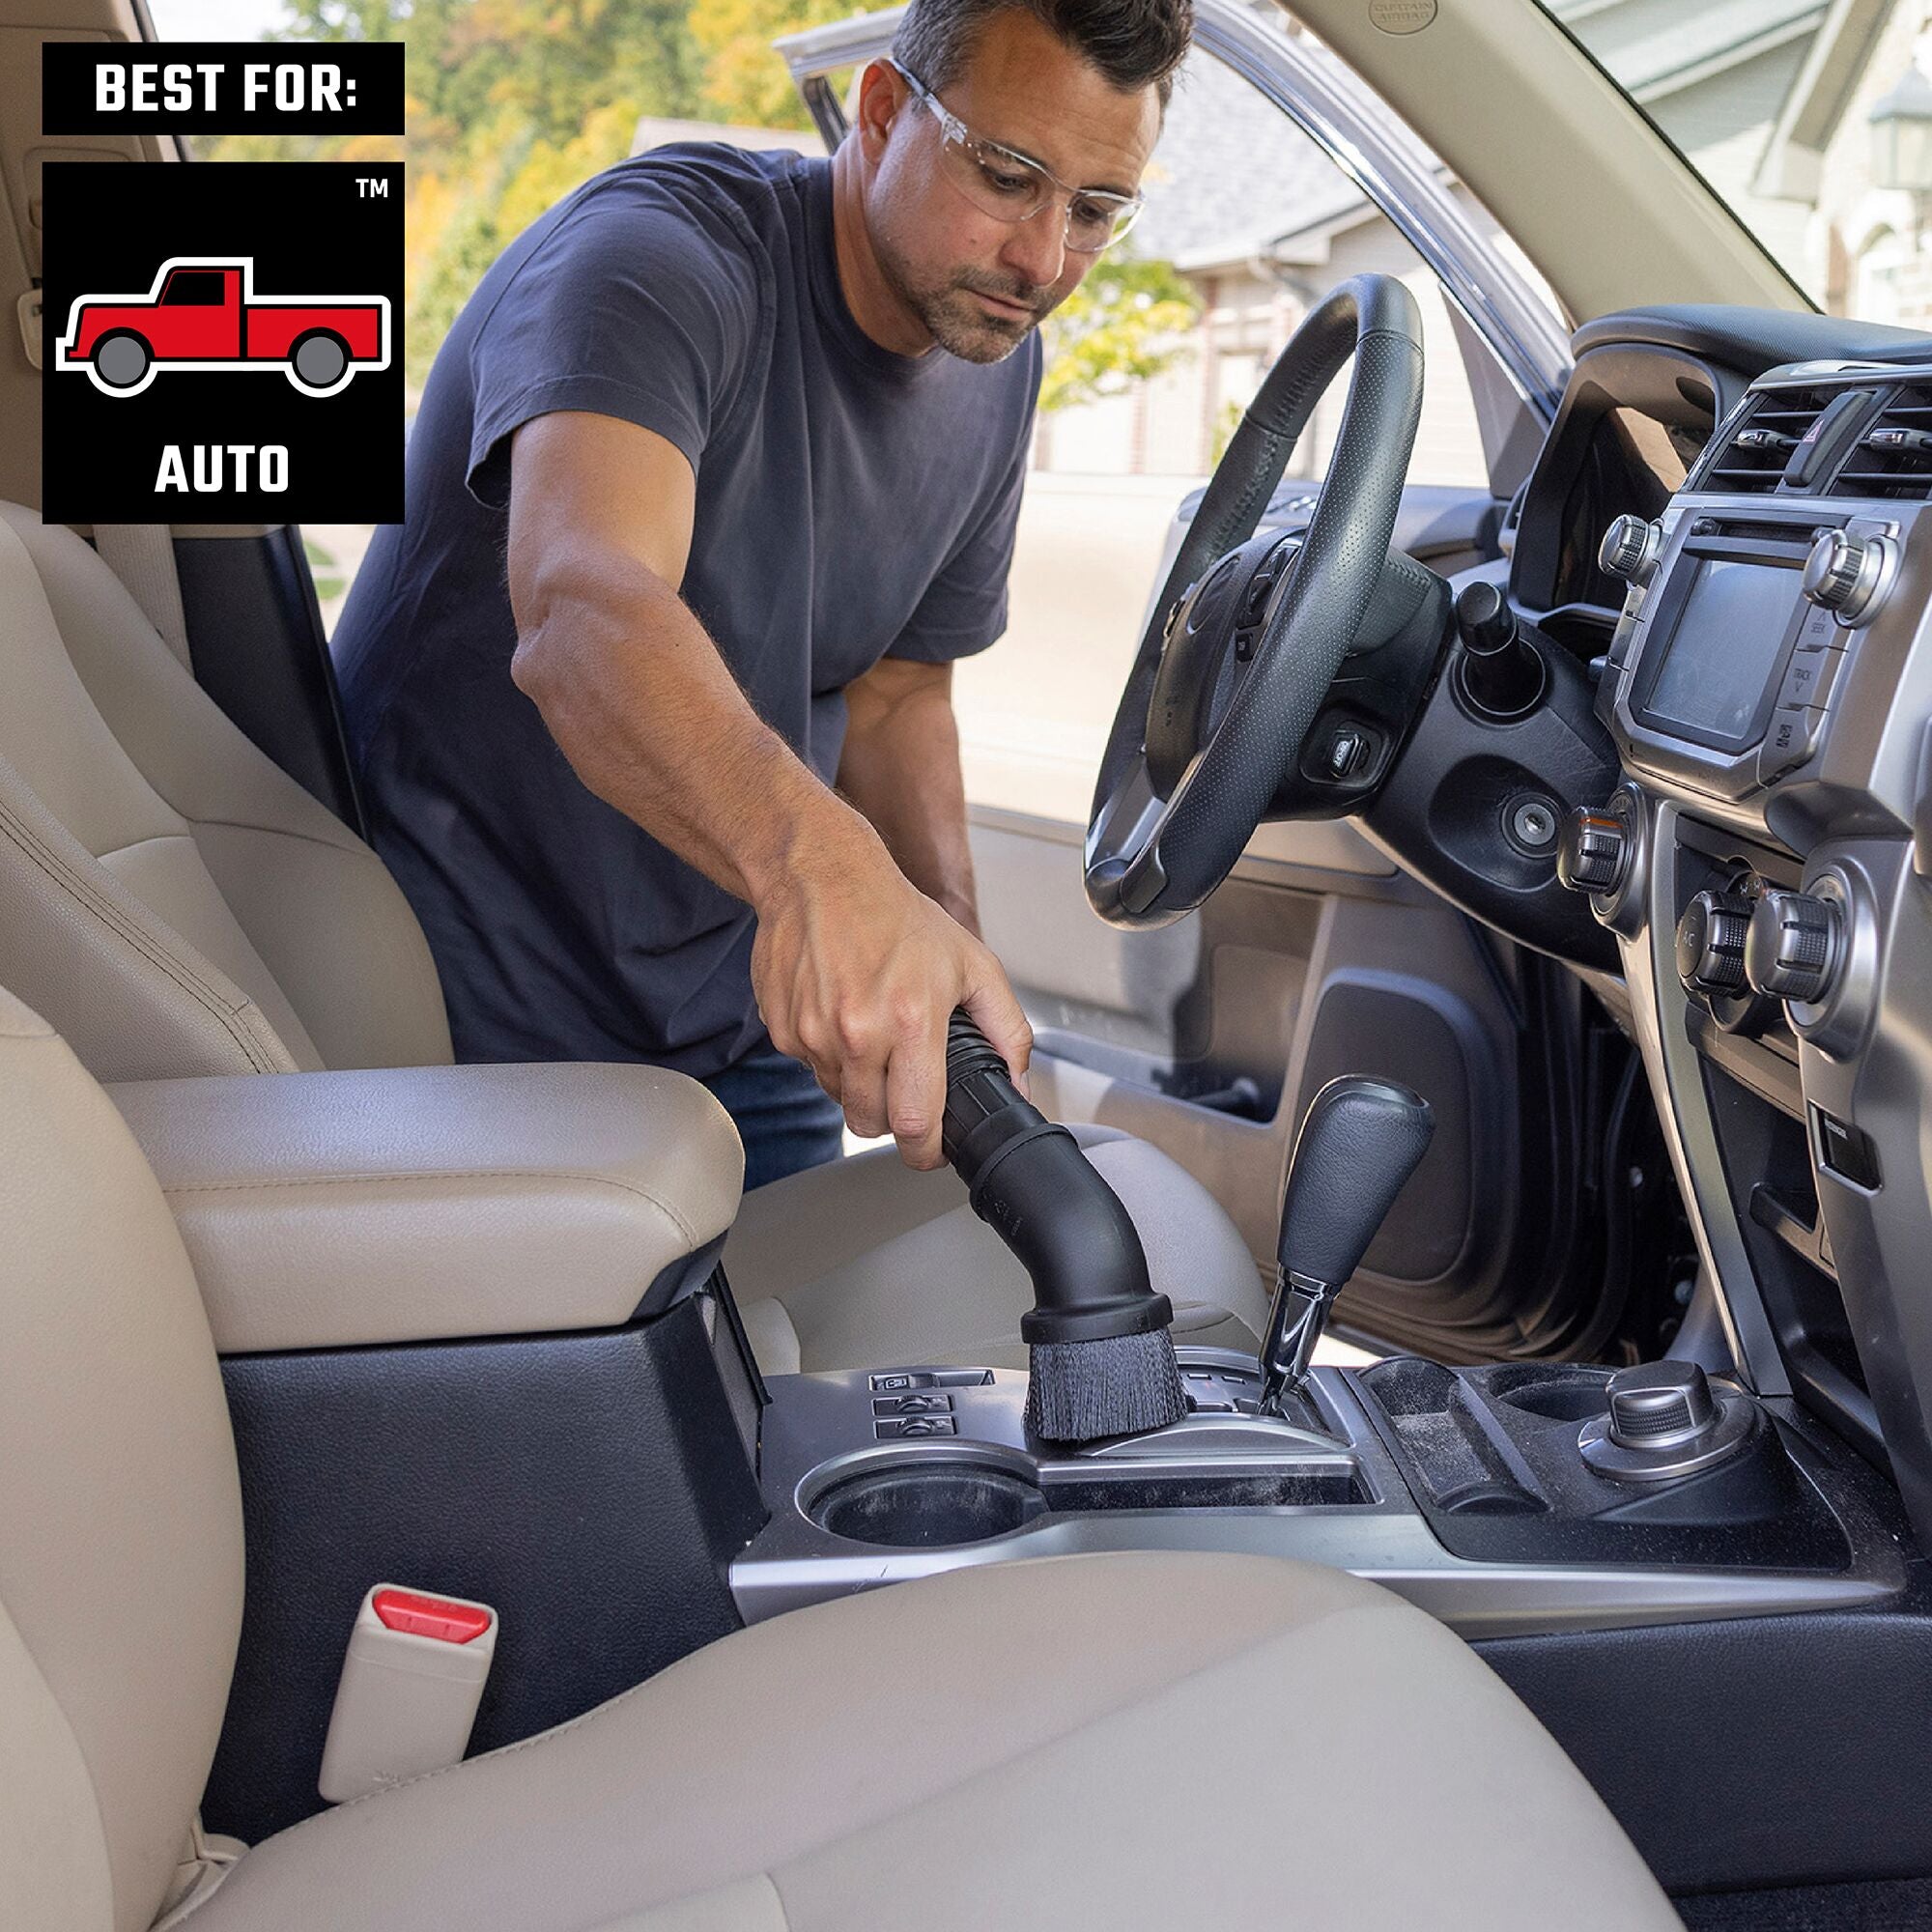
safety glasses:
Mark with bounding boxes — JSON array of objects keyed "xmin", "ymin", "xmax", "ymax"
[{"xmin": 889, "ymin": 57, "xmax": 1145, "ymax": 255}]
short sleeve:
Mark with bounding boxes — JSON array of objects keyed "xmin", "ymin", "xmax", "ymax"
[
  {"xmin": 889, "ymin": 382, "xmax": 1037, "ymax": 665},
  {"xmin": 464, "ymin": 179, "xmax": 767, "ymax": 511}
]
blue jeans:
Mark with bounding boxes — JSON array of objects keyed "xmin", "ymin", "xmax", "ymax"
[{"xmin": 703, "ymin": 1042, "xmax": 845, "ymax": 1192}]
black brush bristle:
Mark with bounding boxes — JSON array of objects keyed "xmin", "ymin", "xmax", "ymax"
[{"xmin": 1025, "ymin": 1327, "xmax": 1187, "ymax": 1442}]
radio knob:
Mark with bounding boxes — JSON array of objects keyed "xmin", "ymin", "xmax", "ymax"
[
  {"xmin": 1746, "ymin": 891, "xmax": 1841, "ymax": 1004},
  {"xmin": 1555, "ymin": 806, "xmax": 1630, "ymax": 894},
  {"xmin": 1599, "ymin": 515, "xmax": 1662, "ymax": 583},
  {"xmin": 1803, "ymin": 529, "xmax": 1886, "ymax": 623},
  {"xmin": 1676, "ymin": 890, "xmax": 1751, "ymax": 996}
]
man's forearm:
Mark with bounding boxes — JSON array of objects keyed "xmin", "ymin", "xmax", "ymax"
[
  {"xmin": 838, "ymin": 660, "xmax": 980, "ymax": 935},
  {"xmin": 509, "ymin": 532, "xmax": 877, "ymax": 908}
]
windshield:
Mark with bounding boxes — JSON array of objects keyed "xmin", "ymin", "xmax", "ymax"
[{"xmin": 1534, "ymin": 0, "xmax": 1932, "ymax": 327}]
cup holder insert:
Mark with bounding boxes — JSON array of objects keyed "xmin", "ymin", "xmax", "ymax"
[
  {"xmin": 1499, "ymin": 1383, "xmax": 1608, "ymax": 1423},
  {"xmin": 810, "ymin": 1463, "xmax": 1046, "ymax": 1548},
  {"xmin": 805, "ymin": 1457, "xmax": 1373, "ymax": 1548}
]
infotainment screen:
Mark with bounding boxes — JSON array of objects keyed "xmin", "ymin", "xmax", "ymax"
[{"xmin": 1638, "ymin": 558, "xmax": 1799, "ymax": 745}]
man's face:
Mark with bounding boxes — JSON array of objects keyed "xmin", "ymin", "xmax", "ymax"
[{"xmin": 865, "ymin": 11, "xmax": 1164, "ymax": 363}]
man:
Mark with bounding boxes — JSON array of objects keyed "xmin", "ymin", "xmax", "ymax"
[{"xmin": 331, "ymin": 0, "xmax": 1189, "ymax": 1187}]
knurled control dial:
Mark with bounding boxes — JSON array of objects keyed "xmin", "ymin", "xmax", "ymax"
[
  {"xmin": 1598, "ymin": 515, "xmax": 1662, "ymax": 583},
  {"xmin": 1675, "ymin": 889, "xmax": 1751, "ymax": 996},
  {"xmin": 1746, "ymin": 890, "xmax": 1842, "ymax": 1004},
  {"xmin": 1802, "ymin": 529, "xmax": 1887, "ymax": 624},
  {"xmin": 1555, "ymin": 806, "xmax": 1630, "ymax": 895}
]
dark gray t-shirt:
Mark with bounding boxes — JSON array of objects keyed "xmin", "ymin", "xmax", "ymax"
[{"xmin": 333, "ymin": 144, "xmax": 1039, "ymax": 1076}]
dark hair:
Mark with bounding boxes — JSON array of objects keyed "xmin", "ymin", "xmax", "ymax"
[{"xmin": 892, "ymin": 0, "xmax": 1193, "ymax": 109}]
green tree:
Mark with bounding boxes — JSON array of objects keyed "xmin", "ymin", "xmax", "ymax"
[
  {"xmin": 1038, "ymin": 254, "xmax": 1200, "ymax": 414},
  {"xmin": 687, "ymin": 0, "xmax": 850, "ymax": 128}
]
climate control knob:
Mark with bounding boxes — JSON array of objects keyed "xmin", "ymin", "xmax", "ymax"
[
  {"xmin": 1599, "ymin": 515, "xmax": 1662, "ymax": 583},
  {"xmin": 1555, "ymin": 806, "xmax": 1630, "ymax": 895},
  {"xmin": 1803, "ymin": 529, "xmax": 1887, "ymax": 623},
  {"xmin": 1746, "ymin": 891, "xmax": 1841, "ymax": 1004},
  {"xmin": 1675, "ymin": 890, "xmax": 1751, "ymax": 996}
]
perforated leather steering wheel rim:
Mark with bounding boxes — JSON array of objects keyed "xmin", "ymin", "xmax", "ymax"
[{"xmin": 1084, "ymin": 274, "xmax": 1425, "ymax": 929}]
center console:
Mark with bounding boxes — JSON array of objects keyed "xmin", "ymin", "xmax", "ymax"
[
  {"xmin": 732, "ymin": 1345, "xmax": 1898, "ymax": 1638},
  {"xmin": 1556, "ymin": 361, "xmax": 1932, "ymax": 1564}
]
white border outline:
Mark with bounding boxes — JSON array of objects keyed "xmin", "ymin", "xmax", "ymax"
[{"xmin": 52, "ymin": 255, "xmax": 392, "ymax": 399}]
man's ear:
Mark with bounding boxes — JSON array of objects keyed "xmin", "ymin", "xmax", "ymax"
[{"xmin": 854, "ymin": 56, "xmax": 906, "ymax": 160}]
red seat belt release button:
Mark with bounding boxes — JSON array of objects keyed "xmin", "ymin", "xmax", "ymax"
[
  {"xmin": 372, "ymin": 1588, "xmax": 494, "ymax": 1644},
  {"xmin": 318, "ymin": 1583, "xmax": 498, "ymax": 1804}
]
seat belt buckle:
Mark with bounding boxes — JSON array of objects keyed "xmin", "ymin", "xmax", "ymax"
[{"xmin": 318, "ymin": 1584, "xmax": 498, "ymax": 1804}]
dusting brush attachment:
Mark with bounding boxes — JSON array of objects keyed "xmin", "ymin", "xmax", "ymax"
[{"xmin": 941, "ymin": 1010, "xmax": 1186, "ymax": 1443}]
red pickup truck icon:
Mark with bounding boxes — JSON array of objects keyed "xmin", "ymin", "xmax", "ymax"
[{"xmin": 54, "ymin": 257, "xmax": 389, "ymax": 398}]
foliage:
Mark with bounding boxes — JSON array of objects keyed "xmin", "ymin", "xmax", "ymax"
[
  {"xmin": 1038, "ymin": 254, "xmax": 1200, "ymax": 415},
  {"xmin": 687, "ymin": 0, "xmax": 849, "ymax": 128}
]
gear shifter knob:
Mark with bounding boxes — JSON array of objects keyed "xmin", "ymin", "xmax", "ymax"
[{"xmin": 1260, "ymin": 1076, "xmax": 1434, "ymax": 1413}]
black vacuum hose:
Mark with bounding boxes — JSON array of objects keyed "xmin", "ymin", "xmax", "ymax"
[{"xmin": 940, "ymin": 1011, "xmax": 1175, "ymax": 1346}]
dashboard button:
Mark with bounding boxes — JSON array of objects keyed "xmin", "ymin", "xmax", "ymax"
[
  {"xmin": 1777, "ymin": 650, "xmax": 1842, "ymax": 710},
  {"xmin": 1676, "ymin": 890, "xmax": 1751, "ymax": 995},
  {"xmin": 1758, "ymin": 705, "xmax": 1828, "ymax": 784},
  {"xmin": 1555, "ymin": 806, "xmax": 1630, "ymax": 894},
  {"xmin": 1793, "ymin": 604, "xmax": 1841, "ymax": 654},
  {"xmin": 1747, "ymin": 891, "xmax": 1842, "ymax": 1005}
]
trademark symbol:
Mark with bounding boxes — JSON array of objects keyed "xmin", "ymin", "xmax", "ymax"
[{"xmin": 356, "ymin": 176, "xmax": 388, "ymax": 197}]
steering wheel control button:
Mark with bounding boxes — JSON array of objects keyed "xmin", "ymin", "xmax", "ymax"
[
  {"xmin": 1803, "ymin": 528, "xmax": 1888, "ymax": 625},
  {"xmin": 1578, "ymin": 1362, "xmax": 1756, "ymax": 1483},
  {"xmin": 1676, "ymin": 890, "xmax": 1751, "ymax": 996},
  {"xmin": 1757, "ymin": 705, "xmax": 1828, "ymax": 785},
  {"xmin": 1746, "ymin": 890, "xmax": 1842, "ymax": 1004},
  {"xmin": 1598, "ymin": 515, "xmax": 1662, "ymax": 583},
  {"xmin": 1555, "ymin": 807, "xmax": 1630, "ymax": 895}
]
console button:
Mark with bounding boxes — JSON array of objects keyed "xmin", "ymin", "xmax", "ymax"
[
  {"xmin": 871, "ymin": 1393, "xmax": 953, "ymax": 1417},
  {"xmin": 1810, "ymin": 1106, "xmax": 1882, "ymax": 1190},
  {"xmin": 1757, "ymin": 705, "xmax": 1828, "ymax": 784},
  {"xmin": 1793, "ymin": 604, "xmax": 1840, "ymax": 654},
  {"xmin": 1777, "ymin": 650, "xmax": 1842, "ymax": 710}
]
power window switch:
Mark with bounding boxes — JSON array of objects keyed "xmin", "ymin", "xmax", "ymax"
[{"xmin": 869, "ymin": 1372, "xmax": 933, "ymax": 1392}]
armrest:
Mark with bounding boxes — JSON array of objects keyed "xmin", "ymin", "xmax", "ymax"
[{"xmin": 108, "ymin": 1062, "xmax": 744, "ymax": 1353}]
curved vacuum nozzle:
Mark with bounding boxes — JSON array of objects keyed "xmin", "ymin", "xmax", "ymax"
[{"xmin": 942, "ymin": 1011, "xmax": 1184, "ymax": 1439}]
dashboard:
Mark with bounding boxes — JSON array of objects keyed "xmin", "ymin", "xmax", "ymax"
[{"xmin": 1510, "ymin": 313, "xmax": 1932, "ymax": 1553}]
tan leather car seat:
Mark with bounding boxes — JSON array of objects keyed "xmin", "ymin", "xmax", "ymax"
[
  {"xmin": 0, "ymin": 983, "xmax": 1680, "ymax": 1932},
  {"xmin": 0, "ymin": 503, "xmax": 1268, "ymax": 1368}
]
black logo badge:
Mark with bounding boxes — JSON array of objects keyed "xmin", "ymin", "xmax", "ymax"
[{"xmin": 42, "ymin": 160, "xmax": 404, "ymax": 523}]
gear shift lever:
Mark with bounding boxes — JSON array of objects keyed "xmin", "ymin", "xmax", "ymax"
[{"xmin": 1259, "ymin": 1076, "xmax": 1435, "ymax": 1415}]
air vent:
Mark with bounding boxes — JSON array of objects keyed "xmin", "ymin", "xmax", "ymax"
[
  {"xmin": 1702, "ymin": 386, "xmax": 1840, "ymax": 494},
  {"xmin": 1832, "ymin": 383, "xmax": 1932, "ymax": 500}
]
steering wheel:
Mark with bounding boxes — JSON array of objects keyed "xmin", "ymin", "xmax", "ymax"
[{"xmin": 1085, "ymin": 274, "xmax": 1430, "ymax": 929}]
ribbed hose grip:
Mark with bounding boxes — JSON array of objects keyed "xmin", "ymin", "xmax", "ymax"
[{"xmin": 940, "ymin": 1011, "xmax": 1174, "ymax": 1347}]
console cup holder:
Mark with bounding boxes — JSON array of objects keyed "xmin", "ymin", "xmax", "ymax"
[
  {"xmin": 1497, "ymin": 1381, "xmax": 1609, "ymax": 1424},
  {"xmin": 809, "ymin": 1457, "xmax": 1047, "ymax": 1548}
]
